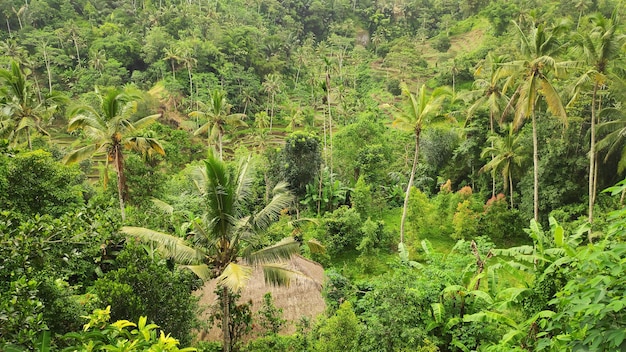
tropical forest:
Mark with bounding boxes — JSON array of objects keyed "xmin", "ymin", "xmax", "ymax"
[{"xmin": 2, "ymin": 0, "xmax": 626, "ymax": 351}]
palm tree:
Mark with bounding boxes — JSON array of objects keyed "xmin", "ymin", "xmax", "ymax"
[
  {"xmin": 500, "ymin": 22, "xmax": 570, "ymax": 221},
  {"xmin": 262, "ymin": 73, "xmax": 282, "ymax": 131},
  {"xmin": 163, "ymin": 46, "xmax": 182, "ymax": 79},
  {"xmin": 189, "ymin": 89, "xmax": 247, "ymax": 160},
  {"xmin": 64, "ymin": 87, "xmax": 164, "ymax": 221},
  {"xmin": 393, "ymin": 83, "xmax": 451, "ymax": 244},
  {"xmin": 462, "ymin": 53, "xmax": 511, "ymax": 196},
  {"xmin": 481, "ymin": 124, "xmax": 527, "ymax": 207},
  {"xmin": 122, "ymin": 152, "xmax": 304, "ymax": 352},
  {"xmin": 569, "ymin": 11, "xmax": 625, "ymax": 232},
  {"xmin": 0, "ymin": 61, "xmax": 65, "ymax": 150}
]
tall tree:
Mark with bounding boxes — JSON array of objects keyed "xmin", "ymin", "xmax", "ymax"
[
  {"xmin": 64, "ymin": 87, "xmax": 164, "ymax": 220},
  {"xmin": 189, "ymin": 89, "xmax": 247, "ymax": 160},
  {"xmin": 0, "ymin": 61, "xmax": 65, "ymax": 150},
  {"xmin": 501, "ymin": 22, "xmax": 570, "ymax": 221},
  {"xmin": 481, "ymin": 124, "xmax": 527, "ymax": 207},
  {"xmin": 463, "ymin": 52, "xmax": 511, "ymax": 196},
  {"xmin": 262, "ymin": 73, "xmax": 282, "ymax": 131},
  {"xmin": 122, "ymin": 152, "xmax": 305, "ymax": 352},
  {"xmin": 570, "ymin": 11, "xmax": 625, "ymax": 233},
  {"xmin": 393, "ymin": 83, "xmax": 451, "ymax": 244}
]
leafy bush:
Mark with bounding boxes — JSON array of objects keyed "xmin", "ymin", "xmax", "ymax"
[
  {"xmin": 61, "ymin": 306, "xmax": 196, "ymax": 351},
  {"xmin": 93, "ymin": 241, "xmax": 200, "ymax": 345},
  {"xmin": 1, "ymin": 150, "xmax": 85, "ymax": 217},
  {"xmin": 321, "ymin": 206, "xmax": 362, "ymax": 255}
]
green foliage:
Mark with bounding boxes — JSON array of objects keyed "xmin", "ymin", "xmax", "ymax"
[
  {"xmin": 208, "ymin": 288, "xmax": 252, "ymax": 352},
  {"xmin": 478, "ymin": 194, "xmax": 526, "ymax": 245},
  {"xmin": 431, "ymin": 34, "xmax": 452, "ymax": 52},
  {"xmin": 314, "ymin": 301, "xmax": 360, "ymax": 352},
  {"xmin": 320, "ymin": 206, "xmax": 362, "ymax": 255},
  {"xmin": 93, "ymin": 241, "xmax": 200, "ymax": 346},
  {"xmin": 452, "ymin": 199, "xmax": 479, "ymax": 240},
  {"xmin": 482, "ymin": 2, "xmax": 518, "ymax": 35},
  {"xmin": 257, "ymin": 293, "xmax": 286, "ymax": 337},
  {"xmin": 0, "ymin": 276, "xmax": 47, "ymax": 349},
  {"xmin": 1, "ymin": 150, "xmax": 85, "ymax": 217},
  {"xmin": 61, "ymin": 306, "xmax": 196, "ymax": 352},
  {"xmin": 281, "ymin": 131, "xmax": 322, "ymax": 199}
]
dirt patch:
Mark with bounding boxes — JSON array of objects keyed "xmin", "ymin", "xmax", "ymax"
[{"xmin": 194, "ymin": 255, "xmax": 326, "ymax": 342}]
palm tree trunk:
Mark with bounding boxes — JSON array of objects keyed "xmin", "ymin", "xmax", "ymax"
[
  {"xmin": 588, "ymin": 83, "xmax": 597, "ymax": 240},
  {"xmin": 532, "ymin": 112, "xmax": 539, "ymax": 222},
  {"xmin": 27, "ymin": 128, "xmax": 32, "ymax": 150},
  {"xmin": 327, "ymin": 80, "xmax": 333, "ymax": 180},
  {"xmin": 490, "ymin": 111, "xmax": 496, "ymax": 197},
  {"xmin": 269, "ymin": 93, "xmax": 275, "ymax": 132},
  {"xmin": 509, "ymin": 174, "xmax": 514, "ymax": 208},
  {"xmin": 115, "ymin": 148, "xmax": 127, "ymax": 221},
  {"xmin": 42, "ymin": 44, "xmax": 52, "ymax": 93},
  {"xmin": 73, "ymin": 35, "xmax": 81, "ymax": 68},
  {"xmin": 222, "ymin": 286, "xmax": 231, "ymax": 352},
  {"xmin": 400, "ymin": 127, "xmax": 421, "ymax": 244},
  {"xmin": 218, "ymin": 131, "xmax": 223, "ymax": 160}
]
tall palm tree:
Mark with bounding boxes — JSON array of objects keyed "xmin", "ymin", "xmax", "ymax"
[
  {"xmin": 0, "ymin": 61, "xmax": 65, "ymax": 150},
  {"xmin": 393, "ymin": 83, "xmax": 451, "ymax": 244},
  {"xmin": 462, "ymin": 53, "xmax": 511, "ymax": 196},
  {"xmin": 64, "ymin": 87, "xmax": 164, "ymax": 220},
  {"xmin": 500, "ymin": 22, "xmax": 570, "ymax": 221},
  {"xmin": 569, "ymin": 11, "xmax": 625, "ymax": 232},
  {"xmin": 481, "ymin": 124, "xmax": 527, "ymax": 207},
  {"xmin": 122, "ymin": 152, "xmax": 303, "ymax": 352},
  {"xmin": 262, "ymin": 73, "xmax": 282, "ymax": 131},
  {"xmin": 189, "ymin": 89, "xmax": 247, "ymax": 160}
]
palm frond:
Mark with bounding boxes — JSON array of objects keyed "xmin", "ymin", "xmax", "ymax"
[
  {"xmin": 252, "ymin": 186, "xmax": 294, "ymax": 230},
  {"xmin": 306, "ymin": 239, "xmax": 326, "ymax": 254},
  {"xmin": 133, "ymin": 113, "xmax": 162, "ymax": 129},
  {"xmin": 261, "ymin": 262, "xmax": 304, "ymax": 287},
  {"xmin": 246, "ymin": 237, "xmax": 300, "ymax": 265},
  {"xmin": 121, "ymin": 226, "xmax": 204, "ymax": 265},
  {"xmin": 538, "ymin": 78, "xmax": 567, "ymax": 122},
  {"xmin": 216, "ymin": 262, "xmax": 252, "ymax": 291},
  {"xmin": 151, "ymin": 198, "xmax": 174, "ymax": 215},
  {"xmin": 180, "ymin": 264, "xmax": 212, "ymax": 281},
  {"xmin": 63, "ymin": 144, "xmax": 101, "ymax": 164}
]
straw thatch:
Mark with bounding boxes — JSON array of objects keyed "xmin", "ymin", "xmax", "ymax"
[{"xmin": 195, "ymin": 254, "xmax": 326, "ymax": 342}]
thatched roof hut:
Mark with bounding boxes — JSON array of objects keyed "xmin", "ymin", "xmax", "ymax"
[{"xmin": 195, "ymin": 255, "xmax": 326, "ymax": 341}]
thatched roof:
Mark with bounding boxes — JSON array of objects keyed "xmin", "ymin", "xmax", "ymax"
[{"xmin": 195, "ymin": 255, "xmax": 326, "ymax": 341}]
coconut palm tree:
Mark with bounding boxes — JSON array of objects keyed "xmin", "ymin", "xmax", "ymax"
[
  {"xmin": 462, "ymin": 53, "xmax": 511, "ymax": 196},
  {"xmin": 0, "ymin": 61, "xmax": 66, "ymax": 150},
  {"xmin": 393, "ymin": 82, "xmax": 451, "ymax": 244},
  {"xmin": 189, "ymin": 89, "xmax": 247, "ymax": 160},
  {"xmin": 64, "ymin": 86, "xmax": 164, "ymax": 221},
  {"xmin": 481, "ymin": 124, "xmax": 527, "ymax": 207},
  {"xmin": 569, "ymin": 11, "xmax": 625, "ymax": 232},
  {"xmin": 262, "ymin": 73, "xmax": 282, "ymax": 131},
  {"xmin": 122, "ymin": 152, "xmax": 304, "ymax": 352},
  {"xmin": 500, "ymin": 22, "xmax": 571, "ymax": 221}
]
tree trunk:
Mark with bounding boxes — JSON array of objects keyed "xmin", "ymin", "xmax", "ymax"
[
  {"xmin": 222, "ymin": 286, "xmax": 231, "ymax": 352},
  {"xmin": 27, "ymin": 128, "xmax": 32, "ymax": 150},
  {"xmin": 532, "ymin": 112, "xmax": 539, "ymax": 222},
  {"xmin": 42, "ymin": 44, "xmax": 52, "ymax": 93},
  {"xmin": 114, "ymin": 147, "xmax": 127, "ymax": 221},
  {"xmin": 400, "ymin": 127, "xmax": 421, "ymax": 244},
  {"xmin": 269, "ymin": 93, "xmax": 274, "ymax": 132},
  {"xmin": 6, "ymin": 18, "xmax": 11, "ymax": 37},
  {"xmin": 588, "ymin": 83, "xmax": 597, "ymax": 241},
  {"xmin": 73, "ymin": 35, "xmax": 81, "ymax": 68},
  {"xmin": 327, "ymin": 73, "xmax": 333, "ymax": 181},
  {"xmin": 218, "ymin": 130, "xmax": 223, "ymax": 160},
  {"xmin": 509, "ymin": 174, "xmax": 514, "ymax": 208}
]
